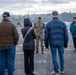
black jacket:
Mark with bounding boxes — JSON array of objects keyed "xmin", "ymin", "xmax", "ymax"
[{"xmin": 21, "ymin": 18, "xmax": 36, "ymax": 50}]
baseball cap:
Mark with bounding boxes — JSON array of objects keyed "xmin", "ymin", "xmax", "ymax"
[
  {"xmin": 52, "ymin": 11, "xmax": 59, "ymax": 16},
  {"xmin": 2, "ymin": 12, "xmax": 10, "ymax": 18}
]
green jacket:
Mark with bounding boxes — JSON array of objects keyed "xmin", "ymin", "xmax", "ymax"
[
  {"xmin": 34, "ymin": 21, "xmax": 45, "ymax": 36},
  {"xmin": 0, "ymin": 19, "xmax": 19, "ymax": 46}
]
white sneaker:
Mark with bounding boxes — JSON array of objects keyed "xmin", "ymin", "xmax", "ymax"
[
  {"xmin": 51, "ymin": 71, "xmax": 60, "ymax": 75},
  {"xmin": 5, "ymin": 69, "xmax": 8, "ymax": 72},
  {"xmin": 60, "ymin": 70, "xmax": 65, "ymax": 74}
]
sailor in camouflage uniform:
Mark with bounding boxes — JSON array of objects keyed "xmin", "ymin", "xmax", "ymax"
[{"xmin": 34, "ymin": 17, "xmax": 45, "ymax": 54}]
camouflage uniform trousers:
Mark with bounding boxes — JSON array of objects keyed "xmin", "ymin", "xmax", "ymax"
[{"xmin": 36, "ymin": 35, "xmax": 44, "ymax": 49}]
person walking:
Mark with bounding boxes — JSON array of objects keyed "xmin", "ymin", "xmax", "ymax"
[
  {"xmin": 34, "ymin": 17, "xmax": 45, "ymax": 54},
  {"xmin": 70, "ymin": 17, "xmax": 76, "ymax": 52},
  {"xmin": 21, "ymin": 18, "xmax": 36, "ymax": 75},
  {"xmin": 0, "ymin": 12, "xmax": 19, "ymax": 75},
  {"xmin": 44, "ymin": 11, "xmax": 68, "ymax": 75}
]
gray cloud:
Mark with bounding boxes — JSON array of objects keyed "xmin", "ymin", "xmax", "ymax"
[
  {"xmin": 0, "ymin": 0, "xmax": 75, "ymax": 5},
  {"xmin": 0, "ymin": 0, "xmax": 35, "ymax": 11},
  {"xmin": 41, "ymin": 0, "xmax": 76, "ymax": 4},
  {"xmin": 0, "ymin": 0, "xmax": 36, "ymax": 5},
  {"xmin": 0, "ymin": 0, "xmax": 34, "ymax": 10},
  {"xmin": 0, "ymin": 0, "xmax": 76, "ymax": 15},
  {"xmin": 41, "ymin": 0, "xmax": 68, "ymax": 4}
]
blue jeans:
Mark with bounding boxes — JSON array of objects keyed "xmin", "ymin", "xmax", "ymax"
[
  {"xmin": 0, "ymin": 46, "xmax": 16, "ymax": 75},
  {"xmin": 50, "ymin": 45, "xmax": 64, "ymax": 72}
]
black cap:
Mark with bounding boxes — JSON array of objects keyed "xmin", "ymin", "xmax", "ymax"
[
  {"xmin": 2, "ymin": 12, "xmax": 10, "ymax": 18},
  {"xmin": 52, "ymin": 11, "xmax": 59, "ymax": 16}
]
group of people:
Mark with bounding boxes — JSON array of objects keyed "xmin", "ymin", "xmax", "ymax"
[{"xmin": 0, "ymin": 10, "xmax": 76, "ymax": 75}]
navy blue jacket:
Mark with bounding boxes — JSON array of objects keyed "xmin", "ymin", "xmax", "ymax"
[
  {"xmin": 21, "ymin": 18, "xmax": 36, "ymax": 50},
  {"xmin": 44, "ymin": 17, "xmax": 68, "ymax": 47}
]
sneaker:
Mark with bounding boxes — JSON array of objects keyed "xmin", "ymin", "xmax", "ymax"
[
  {"xmin": 60, "ymin": 70, "xmax": 65, "ymax": 74},
  {"xmin": 51, "ymin": 71, "xmax": 60, "ymax": 75}
]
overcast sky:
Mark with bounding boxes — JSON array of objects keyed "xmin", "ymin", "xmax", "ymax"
[{"xmin": 0, "ymin": 0, "xmax": 76, "ymax": 15}]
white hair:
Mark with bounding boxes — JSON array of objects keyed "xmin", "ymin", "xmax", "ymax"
[{"xmin": 3, "ymin": 17, "xmax": 10, "ymax": 21}]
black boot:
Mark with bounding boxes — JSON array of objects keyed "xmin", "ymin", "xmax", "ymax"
[
  {"xmin": 36, "ymin": 47, "xmax": 39, "ymax": 54},
  {"xmin": 42, "ymin": 47, "xmax": 44, "ymax": 54}
]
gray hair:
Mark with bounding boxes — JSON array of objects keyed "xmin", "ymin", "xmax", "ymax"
[{"xmin": 3, "ymin": 17, "xmax": 10, "ymax": 21}]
